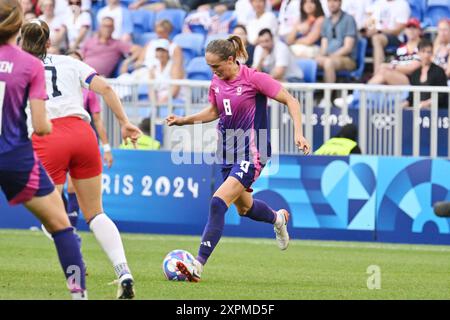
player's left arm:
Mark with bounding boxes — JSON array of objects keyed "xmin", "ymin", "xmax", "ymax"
[
  {"xmin": 273, "ymin": 88, "xmax": 311, "ymax": 155},
  {"xmin": 92, "ymin": 112, "xmax": 113, "ymax": 168}
]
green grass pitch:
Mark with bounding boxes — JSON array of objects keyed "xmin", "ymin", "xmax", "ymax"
[{"xmin": 0, "ymin": 229, "xmax": 449, "ymax": 300}]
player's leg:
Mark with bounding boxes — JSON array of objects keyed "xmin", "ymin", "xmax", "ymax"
[
  {"xmin": 234, "ymin": 188, "xmax": 290, "ymax": 250},
  {"xmin": 177, "ymin": 176, "xmax": 245, "ymax": 282},
  {"xmin": 24, "ymin": 191, "xmax": 87, "ymax": 299},
  {"xmin": 66, "ymin": 176, "xmax": 80, "ymax": 228},
  {"xmin": 1, "ymin": 160, "xmax": 87, "ymax": 299},
  {"xmin": 197, "ymin": 176, "xmax": 245, "ymax": 264},
  {"xmin": 70, "ymin": 175, "xmax": 134, "ymax": 299}
]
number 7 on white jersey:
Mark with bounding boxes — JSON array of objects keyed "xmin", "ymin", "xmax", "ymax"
[{"xmin": 223, "ymin": 99, "xmax": 232, "ymax": 116}]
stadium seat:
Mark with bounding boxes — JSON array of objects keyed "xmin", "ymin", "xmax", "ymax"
[
  {"xmin": 156, "ymin": 9, "xmax": 187, "ymax": 38},
  {"xmin": 423, "ymin": 0, "xmax": 450, "ymax": 27},
  {"xmin": 336, "ymin": 37, "xmax": 368, "ymax": 81},
  {"xmin": 173, "ymin": 33, "xmax": 205, "ymax": 65},
  {"xmin": 407, "ymin": 0, "xmax": 426, "ymax": 20},
  {"xmin": 186, "ymin": 57, "xmax": 213, "ymax": 80},
  {"xmin": 220, "ymin": 10, "xmax": 238, "ymax": 33},
  {"xmin": 296, "ymin": 59, "xmax": 318, "ymax": 83},
  {"xmin": 133, "ymin": 32, "xmax": 158, "ymax": 47},
  {"xmin": 131, "ymin": 9, "xmax": 156, "ymax": 34}
]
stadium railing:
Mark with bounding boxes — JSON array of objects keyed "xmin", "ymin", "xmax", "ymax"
[{"xmin": 103, "ymin": 79, "xmax": 450, "ymax": 158}]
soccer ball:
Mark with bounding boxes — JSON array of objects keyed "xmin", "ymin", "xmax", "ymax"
[{"xmin": 162, "ymin": 249, "xmax": 195, "ymax": 281}]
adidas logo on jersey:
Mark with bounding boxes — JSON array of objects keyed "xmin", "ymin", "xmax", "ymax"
[
  {"xmin": 201, "ymin": 241, "xmax": 212, "ymax": 247},
  {"xmin": 236, "ymin": 172, "xmax": 244, "ymax": 179}
]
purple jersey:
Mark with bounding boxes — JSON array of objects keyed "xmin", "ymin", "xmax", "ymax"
[
  {"xmin": 208, "ymin": 64, "xmax": 281, "ymax": 167},
  {"xmin": 0, "ymin": 44, "xmax": 47, "ymax": 156}
]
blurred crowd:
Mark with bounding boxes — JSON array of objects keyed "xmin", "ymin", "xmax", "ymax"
[{"xmin": 20, "ymin": 0, "xmax": 450, "ymax": 108}]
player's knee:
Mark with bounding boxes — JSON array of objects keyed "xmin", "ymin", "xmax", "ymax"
[
  {"xmin": 210, "ymin": 196, "xmax": 227, "ymax": 215},
  {"xmin": 237, "ymin": 206, "xmax": 251, "ymax": 216}
]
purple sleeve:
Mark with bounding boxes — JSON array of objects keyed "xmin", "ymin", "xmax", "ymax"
[
  {"xmin": 250, "ymin": 70, "xmax": 282, "ymax": 99},
  {"xmin": 29, "ymin": 61, "xmax": 47, "ymax": 100}
]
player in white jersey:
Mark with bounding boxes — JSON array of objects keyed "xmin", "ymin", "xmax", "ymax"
[{"xmin": 21, "ymin": 19, "xmax": 141, "ymax": 299}]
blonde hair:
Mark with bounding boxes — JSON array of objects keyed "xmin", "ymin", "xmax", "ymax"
[
  {"xmin": 0, "ymin": 0, "xmax": 23, "ymax": 45},
  {"xmin": 205, "ymin": 35, "xmax": 248, "ymax": 63}
]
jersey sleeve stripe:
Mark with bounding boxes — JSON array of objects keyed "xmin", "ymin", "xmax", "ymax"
[{"xmin": 85, "ymin": 72, "xmax": 98, "ymax": 85}]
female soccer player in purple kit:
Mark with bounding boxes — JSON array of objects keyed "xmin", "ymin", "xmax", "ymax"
[
  {"xmin": 0, "ymin": 0, "xmax": 87, "ymax": 299},
  {"xmin": 166, "ymin": 35, "xmax": 311, "ymax": 282}
]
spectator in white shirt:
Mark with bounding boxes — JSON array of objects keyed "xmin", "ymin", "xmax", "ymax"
[
  {"xmin": 253, "ymin": 28, "xmax": 304, "ymax": 82},
  {"xmin": 234, "ymin": 0, "xmax": 272, "ymax": 26},
  {"xmin": 278, "ymin": 0, "xmax": 300, "ymax": 39},
  {"xmin": 97, "ymin": 0, "xmax": 133, "ymax": 43},
  {"xmin": 247, "ymin": 0, "xmax": 279, "ymax": 45},
  {"xmin": 39, "ymin": 0, "xmax": 67, "ymax": 53},
  {"xmin": 65, "ymin": 0, "xmax": 92, "ymax": 51},
  {"xmin": 363, "ymin": 0, "xmax": 411, "ymax": 72},
  {"xmin": 342, "ymin": 0, "xmax": 373, "ymax": 31}
]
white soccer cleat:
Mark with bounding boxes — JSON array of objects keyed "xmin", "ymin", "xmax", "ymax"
[
  {"xmin": 71, "ymin": 290, "xmax": 88, "ymax": 300},
  {"xmin": 176, "ymin": 259, "xmax": 203, "ymax": 283},
  {"xmin": 274, "ymin": 209, "xmax": 290, "ymax": 250},
  {"xmin": 116, "ymin": 273, "xmax": 135, "ymax": 299}
]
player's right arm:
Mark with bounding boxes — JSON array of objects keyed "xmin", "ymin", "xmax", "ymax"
[
  {"xmin": 29, "ymin": 58, "xmax": 51, "ymax": 136},
  {"xmin": 30, "ymin": 99, "xmax": 52, "ymax": 136},
  {"xmin": 166, "ymin": 104, "xmax": 219, "ymax": 126},
  {"xmin": 89, "ymin": 75, "xmax": 142, "ymax": 146}
]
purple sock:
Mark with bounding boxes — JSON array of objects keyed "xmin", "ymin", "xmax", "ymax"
[
  {"xmin": 244, "ymin": 199, "xmax": 277, "ymax": 224},
  {"xmin": 67, "ymin": 193, "xmax": 79, "ymax": 227},
  {"xmin": 52, "ymin": 227, "xmax": 86, "ymax": 292},
  {"xmin": 197, "ymin": 196, "xmax": 228, "ymax": 265}
]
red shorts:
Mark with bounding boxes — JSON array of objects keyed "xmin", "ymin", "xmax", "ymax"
[{"xmin": 32, "ymin": 116, "xmax": 102, "ymax": 185}]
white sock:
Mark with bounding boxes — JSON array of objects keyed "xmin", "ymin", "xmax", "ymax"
[
  {"xmin": 89, "ymin": 213, "xmax": 131, "ymax": 278},
  {"xmin": 274, "ymin": 212, "xmax": 284, "ymax": 228}
]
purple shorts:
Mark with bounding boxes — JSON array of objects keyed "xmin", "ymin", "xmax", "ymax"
[
  {"xmin": 0, "ymin": 143, "xmax": 54, "ymax": 205},
  {"xmin": 221, "ymin": 161, "xmax": 264, "ymax": 192}
]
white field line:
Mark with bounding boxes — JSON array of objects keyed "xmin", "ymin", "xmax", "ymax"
[{"xmin": 1, "ymin": 229, "xmax": 450, "ymax": 253}]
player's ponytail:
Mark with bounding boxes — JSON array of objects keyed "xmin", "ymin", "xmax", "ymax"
[
  {"xmin": 20, "ymin": 19, "xmax": 50, "ymax": 60},
  {"xmin": 206, "ymin": 35, "xmax": 248, "ymax": 63},
  {"xmin": 227, "ymin": 35, "xmax": 248, "ymax": 64},
  {"xmin": 0, "ymin": 0, "xmax": 23, "ymax": 45}
]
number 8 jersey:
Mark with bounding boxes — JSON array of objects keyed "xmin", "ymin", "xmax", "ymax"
[
  {"xmin": 208, "ymin": 64, "xmax": 282, "ymax": 167},
  {"xmin": 41, "ymin": 54, "xmax": 97, "ymax": 122}
]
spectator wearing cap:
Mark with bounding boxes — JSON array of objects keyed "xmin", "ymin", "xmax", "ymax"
[
  {"xmin": 368, "ymin": 18, "xmax": 421, "ymax": 85},
  {"xmin": 131, "ymin": 20, "xmax": 183, "ymax": 79},
  {"xmin": 253, "ymin": 28, "xmax": 304, "ymax": 82},
  {"xmin": 97, "ymin": 0, "xmax": 133, "ymax": 43},
  {"xmin": 403, "ymin": 38, "xmax": 448, "ymax": 109},
  {"xmin": 364, "ymin": 0, "xmax": 411, "ymax": 73},
  {"xmin": 148, "ymin": 38, "xmax": 185, "ymax": 105},
  {"xmin": 315, "ymin": 0, "xmax": 358, "ymax": 84},
  {"xmin": 81, "ymin": 17, "xmax": 139, "ymax": 77}
]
